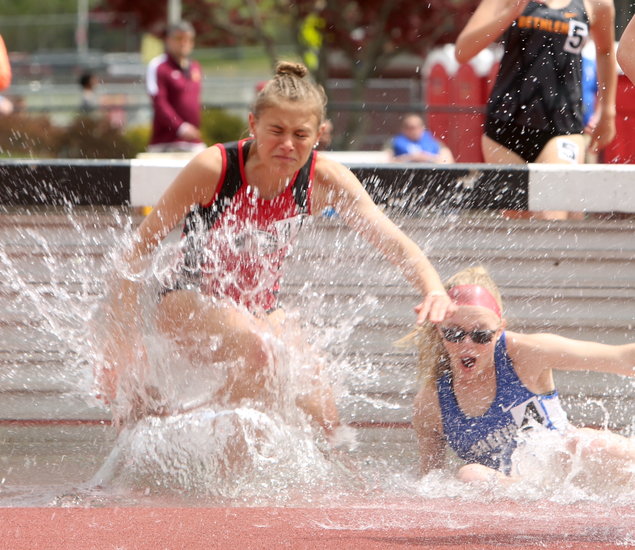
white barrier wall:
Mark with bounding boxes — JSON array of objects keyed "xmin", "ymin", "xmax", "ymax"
[
  {"xmin": 528, "ymin": 164, "xmax": 635, "ymax": 212},
  {"xmin": 2, "ymin": 158, "xmax": 635, "ymax": 213},
  {"xmin": 131, "ymin": 160, "xmax": 635, "ymax": 212}
]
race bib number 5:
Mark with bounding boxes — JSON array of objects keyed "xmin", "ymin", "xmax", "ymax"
[{"xmin": 564, "ymin": 19, "xmax": 588, "ymax": 54}]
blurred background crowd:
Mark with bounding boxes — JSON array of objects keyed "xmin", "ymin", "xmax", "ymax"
[{"xmin": 0, "ymin": 0, "xmax": 634, "ymax": 162}]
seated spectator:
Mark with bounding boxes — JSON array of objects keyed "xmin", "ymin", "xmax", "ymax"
[{"xmin": 391, "ymin": 114, "xmax": 454, "ymax": 163}]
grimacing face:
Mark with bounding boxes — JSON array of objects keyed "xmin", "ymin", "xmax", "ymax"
[
  {"xmin": 249, "ymin": 102, "xmax": 322, "ymax": 176},
  {"xmin": 438, "ymin": 305, "xmax": 504, "ymax": 378}
]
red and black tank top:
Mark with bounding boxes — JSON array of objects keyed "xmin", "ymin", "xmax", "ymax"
[{"xmin": 180, "ymin": 139, "xmax": 316, "ymax": 312}]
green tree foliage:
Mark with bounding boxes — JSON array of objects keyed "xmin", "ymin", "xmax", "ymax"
[
  {"xmin": 93, "ymin": 0, "xmax": 167, "ymax": 30},
  {"xmin": 95, "ymin": 0, "xmax": 477, "ymax": 75},
  {"xmin": 305, "ymin": 0, "xmax": 479, "ymax": 146},
  {"xmin": 94, "ymin": 0, "xmax": 285, "ymax": 47},
  {"xmin": 200, "ymin": 108, "xmax": 246, "ymax": 145},
  {"xmin": 0, "ymin": 0, "xmax": 79, "ymax": 16},
  {"xmin": 96, "ymin": 0, "xmax": 479, "ymax": 148},
  {"xmin": 0, "ymin": 113, "xmax": 140, "ymax": 159}
]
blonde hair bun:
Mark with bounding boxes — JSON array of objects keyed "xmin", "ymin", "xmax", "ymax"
[
  {"xmin": 275, "ymin": 61, "xmax": 308, "ymax": 79},
  {"xmin": 253, "ymin": 60, "xmax": 327, "ymax": 123}
]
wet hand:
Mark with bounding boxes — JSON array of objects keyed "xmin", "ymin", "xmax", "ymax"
[{"xmin": 414, "ymin": 290, "xmax": 457, "ymax": 325}]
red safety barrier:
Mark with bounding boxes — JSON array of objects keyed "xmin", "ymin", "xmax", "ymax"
[
  {"xmin": 426, "ymin": 62, "xmax": 453, "ymax": 148},
  {"xmin": 451, "ymin": 63, "xmax": 487, "ymax": 162},
  {"xmin": 425, "ymin": 51, "xmax": 498, "ymax": 163}
]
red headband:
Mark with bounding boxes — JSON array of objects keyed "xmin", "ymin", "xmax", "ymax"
[{"xmin": 447, "ymin": 284, "xmax": 502, "ymax": 318}]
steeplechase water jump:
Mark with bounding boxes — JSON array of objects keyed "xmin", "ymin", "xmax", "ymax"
[{"xmin": 1, "ymin": 2, "xmax": 635, "ymax": 549}]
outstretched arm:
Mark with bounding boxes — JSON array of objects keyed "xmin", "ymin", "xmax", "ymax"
[
  {"xmin": 311, "ymin": 156, "xmax": 455, "ymax": 324},
  {"xmin": 509, "ymin": 331, "xmax": 635, "ymax": 379},
  {"xmin": 455, "ymin": 0, "xmax": 541, "ymax": 64},
  {"xmin": 131, "ymin": 148, "xmax": 220, "ymax": 263}
]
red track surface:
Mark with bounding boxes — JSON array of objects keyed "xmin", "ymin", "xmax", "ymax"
[{"xmin": 1, "ymin": 499, "xmax": 633, "ymax": 549}]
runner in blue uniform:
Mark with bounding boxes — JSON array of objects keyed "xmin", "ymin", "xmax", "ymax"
[{"xmin": 411, "ymin": 266, "xmax": 635, "ymax": 484}]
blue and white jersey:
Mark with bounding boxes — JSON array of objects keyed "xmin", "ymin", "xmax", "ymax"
[{"xmin": 437, "ymin": 332, "xmax": 569, "ymax": 473}]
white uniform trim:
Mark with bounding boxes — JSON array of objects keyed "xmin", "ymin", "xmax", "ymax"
[{"xmin": 146, "ymin": 53, "xmax": 168, "ymax": 97}]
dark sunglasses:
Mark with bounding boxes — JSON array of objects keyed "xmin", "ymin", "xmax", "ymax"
[{"xmin": 440, "ymin": 326, "xmax": 497, "ymax": 345}]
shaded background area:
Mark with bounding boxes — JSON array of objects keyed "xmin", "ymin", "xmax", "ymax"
[{"xmin": 1, "ymin": 0, "xmax": 634, "ymax": 157}]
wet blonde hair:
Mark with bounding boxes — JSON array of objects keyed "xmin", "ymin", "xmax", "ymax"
[
  {"xmin": 399, "ymin": 266, "xmax": 503, "ymax": 388},
  {"xmin": 253, "ymin": 61, "xmax": 327, "ymax": 124}
]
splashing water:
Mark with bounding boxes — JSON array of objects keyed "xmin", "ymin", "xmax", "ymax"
[
  {"xmin": 0, "ymin": 206, "xmax": 633, "ymax": 509},
  {"xmin": 84, "ymin": 212, "xmax": 382, "ymax": 503},
  {"xmin": 92, "ymin": 408, "xmax": 345, "ymax": 504}
]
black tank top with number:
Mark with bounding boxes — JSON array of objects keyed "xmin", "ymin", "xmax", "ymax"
[{"xmin": 486, "ymin": 0, "xmax": 589, "ymax": 134}]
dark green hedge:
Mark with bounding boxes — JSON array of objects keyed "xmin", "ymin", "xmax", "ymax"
[{"xmin": 0, "ymin": 108, "xmax": 246, "ymax": 159}]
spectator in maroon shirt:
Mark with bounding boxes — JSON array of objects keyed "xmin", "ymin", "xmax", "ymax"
[{"xmin": 146, "ymin": 21, "xmax": 205, "ymax": 153}]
